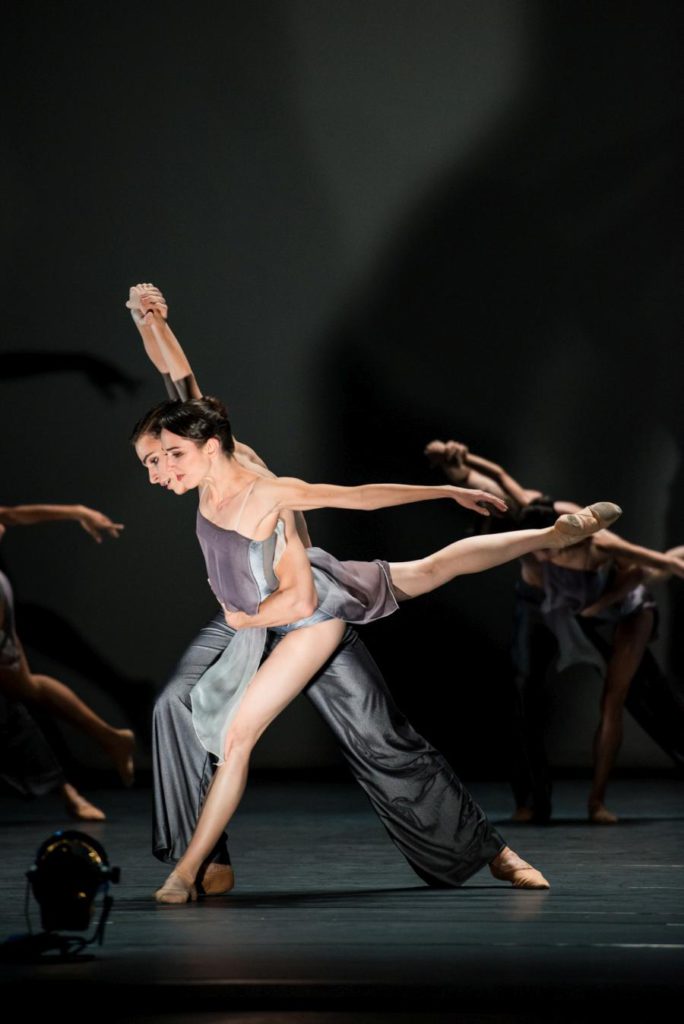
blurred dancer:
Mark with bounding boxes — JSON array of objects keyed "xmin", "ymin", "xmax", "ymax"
[
  {"xmin": 0, "ymin": 506, "xmax": 135, "ymax": 807},
  {"xmin": 427, "ymin": 440, "xmax": 684, "ymax": 823}
]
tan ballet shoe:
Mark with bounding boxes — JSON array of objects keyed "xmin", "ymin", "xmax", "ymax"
[
  {"xmin": 553, "ymin": 502, "xmax": 622, "ymax": 548},
  {"xmin": 490, "ymin": 847, "xmax": 550, "ymax": 889},
  {"xmin": 154, "ymin": 870, "xmax": 198, "ymax": 904},
  {"xmin": 197, "ymin": 862, "xmax": 235, "ymax": 896}
]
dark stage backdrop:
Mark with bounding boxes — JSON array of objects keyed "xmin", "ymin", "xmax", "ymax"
[{"xmin": 2, "ymin": 1, "xmax": 682, "ymax": 777}]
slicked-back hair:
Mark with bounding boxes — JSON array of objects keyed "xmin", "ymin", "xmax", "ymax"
[{"xmin": 156, "ymin": 396, "xmax": 235, "ymax": 455}]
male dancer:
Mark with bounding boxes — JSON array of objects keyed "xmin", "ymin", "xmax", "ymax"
[{"xmin": 128, "ymin": 284, "xmax": 550, "ymax": 892}]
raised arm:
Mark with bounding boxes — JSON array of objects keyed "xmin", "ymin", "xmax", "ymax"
[
  {"xmin": 425, "ymin": 440, "xmax": 542, "ymax": 509},
  {"xmin": 0, "ymin": 504, "xmax": 123, "ymax": 542},
  {"xmin": 126, "ymin": 284, "xmax": 201, "ymax": 400}
]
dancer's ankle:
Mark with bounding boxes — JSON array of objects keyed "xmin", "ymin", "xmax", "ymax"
[{"xmin": 173, "ymin": 861, "xmax": 197, "ymax": 885}]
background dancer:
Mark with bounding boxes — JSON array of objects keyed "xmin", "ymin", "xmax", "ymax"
[
  {"xmin": 0, "ymin": 504, "xmax": 134, "ymax": 816},
  {"xmin": 426, "ymin": 439, "xmax": 684, "ymax": 822}
]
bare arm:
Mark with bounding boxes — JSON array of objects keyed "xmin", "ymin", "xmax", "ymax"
[
  {"xmin": 233, "ymin": 445, "xmax": 312, "ymax": 548},
  {"xmin": 464, "ymin": 451, "xmax": 542, "ymax": 508},
  {"xmin": 127, "ymin": 284, "xmax": 317, "ymax": 545},
  {"xmin": 0, "ymin": 505, "xmax": 123, "ymax": 542},
  {"xmin": 425, "ymin": 440, "xmax": 535, "ymax": 509},
  {"xmin": 127, "ymin": 284, "xmax": 202, "ymax": 399},
  {"xmin": 265, "ymin": 476, "xmax": 508, "ymax": 518},
  {"xmin": 581, "ymin": 544, "xmax": 684, "ymax": 614},
  {"xmin": 222, "ymin": 511, "xmax": 317, "ymax": 629},
  {"xmin": 580, "ymin": 565, "xmax": 647, "ymax": 617},
  {"xmin": 594, "ymin": 532, "xmax": 684, "ymax": 578}
]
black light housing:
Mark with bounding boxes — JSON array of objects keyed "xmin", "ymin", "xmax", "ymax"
[{"xmin": 26, "ymin": 830, "xmax": 119, "ymax": 935}]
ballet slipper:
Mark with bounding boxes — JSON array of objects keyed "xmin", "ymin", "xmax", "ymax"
[
  {"xmin": 154, "ymin": 870, "xmax": 198, "ymax": 904},
  {"xmin": 490, "ymin": 846, "xmax": 550, "ymax": 889},
  {"xmin": 197, "ymin": 862, "xmax": 236, "ymax": 896},
  {"xmin": 108, "ymin": 728, "xmax": 135, "ymax": 787},
  {"xmin": 62, "ymin": 783, "xmax": 106, "ymax": 821},
  {"xmin": 553, "ymin": 502, "xmax": 622, "ymax": 548},
  {"xmin": 589, "ymin": 802, "xmax": 619, "ymax": 824}
]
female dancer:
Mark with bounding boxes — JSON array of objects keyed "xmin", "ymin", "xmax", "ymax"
[
  {"xmin": 0, "ymin": 504, "xmax": 135, "ymax": 812},
  {"xmin": 426, "ymin": 438, "xmax": 684, "ymax": 822},
  {"xmin": 148, "ymin": 396, "xmax": 620, "ymax": 901}
]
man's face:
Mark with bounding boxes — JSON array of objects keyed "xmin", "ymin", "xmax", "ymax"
[{"xmin": 135, "ymin": 433, "xmax": 187, "ymax": 494}]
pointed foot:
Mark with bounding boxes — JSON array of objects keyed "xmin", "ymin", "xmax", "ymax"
[{"xmin": 554, "ymin": 502, "xmax": 622, "ymax": 548}]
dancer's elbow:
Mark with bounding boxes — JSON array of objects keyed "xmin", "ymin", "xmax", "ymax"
[{"xmin": 293, "ymin": 595, "xmax": 318, "ymax": 619}]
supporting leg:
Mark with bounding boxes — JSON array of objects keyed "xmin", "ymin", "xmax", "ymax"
[
  {"xmin": 156, "ymin": 618, "xmax": 345, "ymax": 903},
  {"xmin": 304, "ymin": 627, "xmax": 547, "ymax": 889},
  {"xmin": 588, "ymin": 609, "xmax": 654, "ymax": 823}
]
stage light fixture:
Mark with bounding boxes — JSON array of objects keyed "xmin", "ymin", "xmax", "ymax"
[{"xmin": 1, "ymin": 830, "xmax": 120, "ymax": 962}]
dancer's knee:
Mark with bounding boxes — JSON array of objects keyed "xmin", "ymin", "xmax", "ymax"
[
  {"xmin": 393, "ymin": 558, "xmax": 437, "ymax": 599},
  {"xmin": 223, "ymin": 720, "xmax": 258, "ymax": 761}
]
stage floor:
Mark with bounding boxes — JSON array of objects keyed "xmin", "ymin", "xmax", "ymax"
[{"xmin": 1, "ymin": 779, "xmax": 682, "ymax": 1022}]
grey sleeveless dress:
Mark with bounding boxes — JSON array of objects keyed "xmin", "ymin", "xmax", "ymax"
[
  {"xmin": 540, "ymin": 561, "xmax": 656, "ymax": 672},
  {"xmin": 191, "ymin": 510, "xmax": 398, "ymax": 760}
]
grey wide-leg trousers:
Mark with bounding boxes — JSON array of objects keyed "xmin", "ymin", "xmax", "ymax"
[{"xmin": 153, "ymin": 614, "xmax": 504, "ymax": 888}]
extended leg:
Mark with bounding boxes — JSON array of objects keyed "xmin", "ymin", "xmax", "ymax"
[
  {"xmin": 389, "ymin": 504, "xmax": 620, "ymax": 599},
  {"xmin": 588, "ymin": 609, "xmax": 654, "ymax": 823},
  {"xmin": 156, "ymin": 619, "xmax": 346, "ymax": 902},
  {"xmin": 303, "ymin": 628, "xmax": 547, "ymax": 889}
]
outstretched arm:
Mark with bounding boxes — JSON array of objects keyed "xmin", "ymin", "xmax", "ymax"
[
  {"xmin": 0, "ymin": 504, "xmax": 124, "ymax": 542},
  {"xmin": 263, "ymin": 476, "xmax": 508, "ymax": 519},
  {"xmin": 593, "ymin": 532, "xmax": 684, "ymax": 578}
]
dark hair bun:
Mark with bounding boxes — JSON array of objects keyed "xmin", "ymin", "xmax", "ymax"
[{"xmin": 156, "ymin": 396, "xmax": 235, "ymax": 455}]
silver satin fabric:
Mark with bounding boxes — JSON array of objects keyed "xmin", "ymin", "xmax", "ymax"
[{"xmin": 152, "ymin": 614, "xmax": 505, "ymax": 886}]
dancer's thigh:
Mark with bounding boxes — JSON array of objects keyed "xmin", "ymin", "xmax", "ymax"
[
  {"xmin": 228, "ymin": 619, "xmax": 346, "ymax": 746},
  {"xmin": 604, "ymin": 609, "xmax": 654, "ymax": 700}
]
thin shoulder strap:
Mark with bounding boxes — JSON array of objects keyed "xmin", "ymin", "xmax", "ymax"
[{"xmin": 234, "ymin": 479, "xmax": 258, "ymax": 532}]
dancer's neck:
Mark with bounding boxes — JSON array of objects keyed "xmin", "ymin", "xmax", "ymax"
[{"xmin": 199, "ymin": 453, "xmax": 257, "ymax": 511}]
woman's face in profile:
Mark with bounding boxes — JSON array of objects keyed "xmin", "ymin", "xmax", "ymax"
[{"xmin": 161, "ymin": 430, "xmax": 209, "ymax": 492}]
